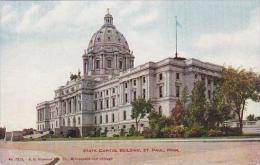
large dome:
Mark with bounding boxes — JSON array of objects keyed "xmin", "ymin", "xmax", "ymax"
[
  {"xmin": 83, "ymin": 9, "xmax": 134, "ymax": 79},
  {"xmin": 87, "ymin": 10, "xmax": 130, "ymax": 53}
]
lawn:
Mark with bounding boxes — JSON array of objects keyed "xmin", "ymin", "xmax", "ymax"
[{"xmin": 22, "ymin": 134, "xmax": 260, "ymax": 142}]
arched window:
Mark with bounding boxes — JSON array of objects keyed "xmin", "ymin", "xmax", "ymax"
[
  {"xmin": 63, "ymin": 119, "xmax": 65, "ymax": 126},
  {"xmin": 107, "ymin": 59, "xmax": 112, "ymax": 68},
  {"xmin": 96, "ymin": 59, "xmax": 100, "ymax": 69},
  {"xmin": 119, "ymin": 60, "xmax": 123, "ymax": 69}
]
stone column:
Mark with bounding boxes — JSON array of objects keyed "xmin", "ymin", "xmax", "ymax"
[{"xmin": 65, "ymin": 100, "xmax": 68, "ymax": 114}]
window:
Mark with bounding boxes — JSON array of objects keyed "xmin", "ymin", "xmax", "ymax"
[
  {"xmin": 100, "ymin": 92, "xmax": 103, "ymax": 97},
  {"xmin": 106, "ymin": 99, "xmax": 109, "ymax": 108},
  {"xmin": 123, "ymin": 111, "xmax": 127, "ymax": 120},
  {"xmin": 107, "ymin": 60, "xmax": 112, "ymax": 68},
  {"xmin": 100, "ymin": 116, "xmax": 102, "ymax": 124},
  {"xmin": 119, "ymin": 61, "xmax": 123, "ymax": 69},
  {"xmin": 123, "ymin": 125, "xmax": 126, "ymax": 129},
  {"xmin": 176, "ymin": 86, "xmax": 180, "ymax": 97},
  {"xmin": 94, "ymin": 101, "xmax": 97, "ymax": 111},
  {"xmin": 159, "ymin": 73, "xmax": 163, "ymax": 80},
  {"xmin": 56, "ymin": 121, "xmax": 58, "ymax": 127},
  {"xmin": 112, "ymin": 88, "xmax": 115, "ymax": 93},
  {"xmin": 143, "ymin": 89, "xmax": 146, "ymax": 99},
  {"xmin": 97, "ymin": 37, "xmax": 101, "ymax": 42},
  {"xmin": 125, "ymin": 82, "xmax": 128, "ymax": 88},
  {"xmin": 143, "ymin": 77, "xmax": 146, "ymax": 83},
  {"xmin": 95, "ymin": 116, "xmax": 97, "ymax": 124},
  {"xmin": 201, "ymin": 75, "xmax": 205, "ymax": 81},
  {"xmin": 100, "ymin": 101, "xmax": 103, "ymax": 110},
  {"xmin": 95, "ymin": 93, "xmax": 97, "ymax": 98},
  {"xmin": 108, "ymin": 37, "xmax": 111, "ymax": 41},
  {"xmin": 208, "ymin": 79, "xmax": 211, "ymax": 85},
  {"xmin": 78, "ymin": 117, "xmax": 81, "ymax": 125},
  {"xmin": 106, "ymin": 115, "xmax": 108, "ymax": 123},
  {"xmin": 159, "ymin": 86, "xmax": 163, "ymax": 98},
  {"xmin": 195, "ymin": 74, "xmax": 198, "ymax": 79},
  {"xmin": 208, "ymin": 90, "xmax": 211, "ymax": 99},
  {"xmin": 96, "ymin": 60, "xmax": 100, "ymax": 69},
  {"xmin": 125, "ymin": 93, "xmax": 128, "ymax": 103},
  {"xmin": 176, "ymin": 73, "xmax": 180, "ymax": 80},
  {"xmin": 112, "ymin": 113, "xmax": 115, "ymax": 122},
  {"xmin": 112, "ymin": 98, "xmax": 116, "ymax": 107},
  {"xmin": 133, "ymin": 91, "xmax": 137, "ymax": 100},
  {"xmin": 133, "ymin": 80, "xmax": 136, "ymax": 86},
  {"xmin": 106, "ymin": 90, "xmax": 109, "ymax": 96}
]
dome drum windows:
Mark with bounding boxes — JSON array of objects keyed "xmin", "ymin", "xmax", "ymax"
[
  {"xmin": 96, "ymin": 59, "xmax": 100, "ymax": 69},
  {"xmin": 107, "ymin": 59, "xmax": 112, "ymax": 68}
]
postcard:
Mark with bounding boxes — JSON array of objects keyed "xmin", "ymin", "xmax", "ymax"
[{"xmin": 0, "ymin": 1, "xmax": 260, "ymax": 165}]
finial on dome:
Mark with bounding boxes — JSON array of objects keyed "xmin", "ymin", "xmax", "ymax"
[{"xmin": 104, "ymin": 9, "xmax": 113, "ymax": 25}]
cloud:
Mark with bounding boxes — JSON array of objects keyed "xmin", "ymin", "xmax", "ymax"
[
  {"xmin": 194, "ymin": 7, "xmax": 259, "ymax": 71},
  {"xmin": 0, "ymin": 4, "xmax": 16, "ymax": 25},
  {"xmin": 133, "ymin": 9, "xmax": 159, "ymax": 27},
  {"xmin": 16, "ymin": 5, "xmax": 40, "ymax": 33}
]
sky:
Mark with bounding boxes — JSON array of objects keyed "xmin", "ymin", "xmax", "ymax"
[{"xmin": 0, "ymin": 1, "xmax": 259, "ymax": 131}]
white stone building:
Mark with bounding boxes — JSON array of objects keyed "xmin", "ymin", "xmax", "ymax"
[{"xmin": 36, "ymin": 11, "xmax": 222, "ymax": 136}]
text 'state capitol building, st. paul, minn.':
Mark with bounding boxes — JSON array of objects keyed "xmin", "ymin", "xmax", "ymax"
[{"xmin": 36, "ymin": 11, "xmax": 222, "ymax": 136}]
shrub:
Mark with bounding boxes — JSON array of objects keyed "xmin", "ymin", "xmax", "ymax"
[
  {"xmin": 128, "ymin": 125, "xmax": 135, "ymax": 136},
  {"xmin": 185, "ymin": 124, "xmax": 206, "ymax": 137},
  {"xmin": 143, "ymin": 129, "xmax": 161, "ymax": 138},
  {"xmin": 120, "ymin": 128, "xmax": 125, "ymax": 136},
  {"xmin": 163, "ymin": 126, "xmax": 186, "ymax": 138},
  {"xmin": 208, "ymin": 129, "xmax": 223, "ymax": 137},
  {"xmin": 220, "ymin": 127, "xmax": 241, "ymax": 136},
  {"xmin": 113, "ymin": 134, "xmax": 119, "ymax": 137}
]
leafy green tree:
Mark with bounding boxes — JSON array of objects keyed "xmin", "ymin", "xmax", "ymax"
[
  {"xmin": 131, "ymin": 97, "xmax": 153, "ymax": 132},
  {"xmin": 190, "ymin": 81, "xmax": 207, "ymax": 126},
  {"xmin": 181, "ymin": 86, "xmax": 189, "ymax": 110},
  {"xmin": 206, "ymin": 87, "xmax": 232, "ymax": 129},
  {"xmin": 128, "ymin": 125, "xmax": 135, "ymax": 136},
  {"xmin": 220, "ymin": 67, "xmax": 260, "ymax": 132},
  {"xmin": 247, "ymin": 114, "xmax": 256, "ymax": 121},
  {"xmin": 148, "ymin": 110, "xmax": 162, "ymax": 130},
  {"xmin": 172, "ymin": 100, "xmax": 183, "ymax": 125}
]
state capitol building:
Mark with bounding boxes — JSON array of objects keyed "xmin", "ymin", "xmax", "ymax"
[{"xmin": 36, "ymin": 10, "xmax": 222, "ymax": 136}]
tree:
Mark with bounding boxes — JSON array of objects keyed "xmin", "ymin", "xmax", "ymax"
[
  {"xmin": 181, "ymin": 86, "xmax": 189, "ymax": 110},
  {"xmin": 190, "ymin": 81, "xmax": 207, "ymax": 126},
  {"xmin": 131, "ymin": 97, "xmax": 153, "ymax": 132},
  {"xmin": 247, "ymin": 114, "xmax": 256, "ymax": 121},
  {"xmin": 220, "ymin": 67, "xmax": 260, "ymax": 132},
  {"xmin": 172, "ymin": 100, "xmax": 184, "ymax": 125},
  {"xmin": 206, "ymin": 87, "xmax": 232, "ymax": 129}
]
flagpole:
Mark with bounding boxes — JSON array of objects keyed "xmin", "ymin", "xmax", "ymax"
[{"xmin": 175, "ymin": 16, "xmax": 178, "ymax": 58}]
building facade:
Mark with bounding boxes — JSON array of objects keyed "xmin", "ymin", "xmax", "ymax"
[{"xmin": 36, "ymin": 11, "xmax": 222, "ymax": 136}]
